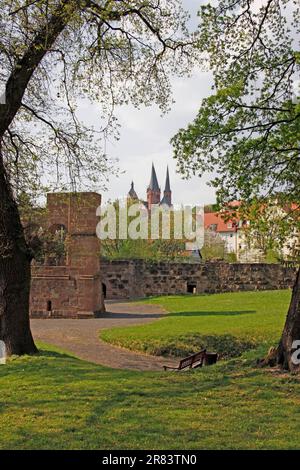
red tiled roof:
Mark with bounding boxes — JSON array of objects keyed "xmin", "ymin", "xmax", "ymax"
[
  {"xmin": 204, "ymin": 212, "xmax": 238, "ymax": 233},
  {"xmin": 205, "ymin": 201, "xmax": 300, "ymax": 234}
]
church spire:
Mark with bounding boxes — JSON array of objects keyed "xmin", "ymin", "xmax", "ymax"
[
  {"xmin": 147, "ymin": 163, "xmax": 161, "ymax": 208},
  {"xmin": 164, "ymin": 166, "xmax": 171, "ymax": 192},
  {"xmin": 128, "ymin": 181, "xmax": 138, "ymax": 200},
  {"xmin": 148, "ymin": 163, "xmax": 160, "ymax": 191},
  {"xmin": 160, "ymin": 166, "xmax": 172, "ymax": 207}
]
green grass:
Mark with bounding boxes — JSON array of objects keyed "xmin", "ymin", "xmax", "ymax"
[
  {"xmin": 1, "ymin": 290, "xmax": 298, "ymax": 450},
  {"xmin": 1, "ymin": 342, "xmax": 300, "ymax": 450},
  {"xmin": 101, "ymin": 290, "xmax": 291, "ymax": 357}
]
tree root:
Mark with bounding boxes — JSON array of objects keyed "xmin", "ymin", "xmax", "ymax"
[{"xmin": 257, "ymin": 346, "xmax": 279, "ymax": 368}]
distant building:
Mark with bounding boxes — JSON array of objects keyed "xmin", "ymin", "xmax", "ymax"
[
  {"xmin": 128, "ymin": 181, "xmax": 139, "ymax": 201},
  {"xmin": 204, "ymin": 211, "xmax": 248, "ymax": 259},
  {"xmin": 205, "ymin": 201, "xmax": 300, "ymax": 262},
  {"xmin": 128, "ymin": 163, "xmax": 172, "ymax": 209}
]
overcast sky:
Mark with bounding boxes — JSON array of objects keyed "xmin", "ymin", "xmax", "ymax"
[
  {"xmin": 77, "ymin": 0, "xmax": 298, "ymax": 208},
  {"xmin": 82, "ymin": 0, "xmax": 216, "ymax": 206}
]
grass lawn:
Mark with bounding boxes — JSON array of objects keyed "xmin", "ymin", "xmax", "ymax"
[
  {"xmin": 101, "ymin": 290, "xmax": 292, "ymax": 358},
  {"xmin": 1, "ymin": 343, "xmax": 300, "ymax": 450},
  {"xmin": 1, "ymin": 289, "xmax": 299, "ymax": 450}
]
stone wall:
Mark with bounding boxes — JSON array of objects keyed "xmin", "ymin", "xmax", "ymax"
[
  {"xmin": 30, "ymin": 266, "xmax": 102, "ymax": 318},
  {"xmin": 30, "ymin": 192, "xmax": 104, "ymax": 318},
  {"xmin": 101, "ymin": 260, "xmax": 297, "ymax": 300}
]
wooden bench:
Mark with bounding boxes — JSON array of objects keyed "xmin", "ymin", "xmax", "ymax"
[{"xmin": 163, "ymin": 349, "xmax": 207, "ymax": 371}]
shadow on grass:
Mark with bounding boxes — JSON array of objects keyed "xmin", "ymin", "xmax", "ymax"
[
  {"xmin": 100, "ymin": 312, "xmax": 165, "ymax": 319},
  {"xmin": 36, "ymin": 349, "xmax": 77, "ymax": 360},
  {"xmin": 168, "ymin": 310, "xmax": 256, "ymax": 317}
]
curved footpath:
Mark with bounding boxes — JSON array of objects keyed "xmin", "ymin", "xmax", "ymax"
[{"xmin": 31, "ymin": 301, "xmax": 177, "ymax": 371}]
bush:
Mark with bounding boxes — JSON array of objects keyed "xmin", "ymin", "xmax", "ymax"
[
  {"xmin": 225, "ymin": 252, "xmax": 237, "ymax": 263},
  {"xmin": 265, "ymin": 249, "xmax": 280, "ymax": 264}
]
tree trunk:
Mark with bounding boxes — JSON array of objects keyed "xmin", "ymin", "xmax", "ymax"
[
  {"xmin": 276, "ymin": 267, "xmax": 300, "ymax": 371},
  {"xmin": 0, "ymin": 155, "xmax": 37, "ymax": 355},
  {"xmin": 0, "ymin": 1, "xmax": 76, "ymax": 356}
]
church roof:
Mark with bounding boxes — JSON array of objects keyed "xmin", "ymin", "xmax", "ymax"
[
  {"xmin": 160, "ymin": 195, "xmax": 171, "ymax": 206},
  {"xmin": 148, "ymin": 163, "xmax": 160, "ymax": 191},
  {"xmin": 128, "ymin": 181, "xmax": 138, "ymax": 200},
  {"xmin": 164, "ymin": 166, "xmax": 171, "ymax": 192}
]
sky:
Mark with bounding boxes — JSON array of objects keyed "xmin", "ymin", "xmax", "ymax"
[
  {"xmin": 81, "ymin": 1, "xmax": 216, "ymax": 207},
  {"xmin": 96, "ymin": 0, "xmax": 299, "ymax": 208}
]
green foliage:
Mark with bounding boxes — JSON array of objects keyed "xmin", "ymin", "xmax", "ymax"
[
  {"xmin": 200, "ymin": 229, "xmax": 237, "ymax": 262},
  {"xmin": 200, "ymin": 245, "xmax": 224, "ymax": 261},
  {"xmin": 172, "ymin": 0, "xmax": 300, "ymax": 236},
  {"xmin": 200, "ymin": 229, "xmax": 225, "ymax": 260},
  {"xmin": 23, "ymin": 223, "xmax": 67, "ymax": 265},
  {"xmin": 19, "ymin": 194, "xmax": 67, "ymax": 264},
  {"xmin": 1, "ymin": 0, "xmax": 192, "ymax": 197},
  {"xmin": 101, "ymin": 199, "xmax": 193, "ymax": 262},
  {"xmin": 225, "ymin": 252, "xmax": 237, "ymax": 263},
  {"xmin": 240, "ymin": 199, "xmax": 300, "ymax": 258},
  {"xmin": 265, "ymin": 249, "xmax": 281, "ymax": 264},
  {"xmin": 37, "ymin": 229, "xmax": 67, "ymax": 266},
  {"xmin": 204, "ymin": 204, "xmax": 219, "ymax": 213},
  {"xmin": 102, "ymin": 238, "xmax": 189, "ymax": 262}
]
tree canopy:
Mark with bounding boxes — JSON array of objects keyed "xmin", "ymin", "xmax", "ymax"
[
  {"xmin": 0, "ymin": 0, "xmax": 194, "ymax": 201},
  {"xmin": 172, "ymin": 0, "xmax": 300, "ymax": 208},
  {"xmin": 172, "ymin": 0, "xmax": 300, "ymax": 371}
]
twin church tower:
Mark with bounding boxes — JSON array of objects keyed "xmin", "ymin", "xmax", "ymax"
[{"xmin": 128, "ymin": 163, "xmax": 172, "ymax": 209}]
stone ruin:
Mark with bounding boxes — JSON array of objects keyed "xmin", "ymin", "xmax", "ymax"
[
  {"xmin": 26, "ymin": 191, "xmax": 297, "ymax": 317},
  {"xmin": 29, "ymin": 192, "xmax": 105, "ymax": 318}
]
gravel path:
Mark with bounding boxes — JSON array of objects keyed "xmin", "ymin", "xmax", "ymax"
[{"xmin": 31, "ymin": 301, "xmax": 177, "ymax": 371}]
